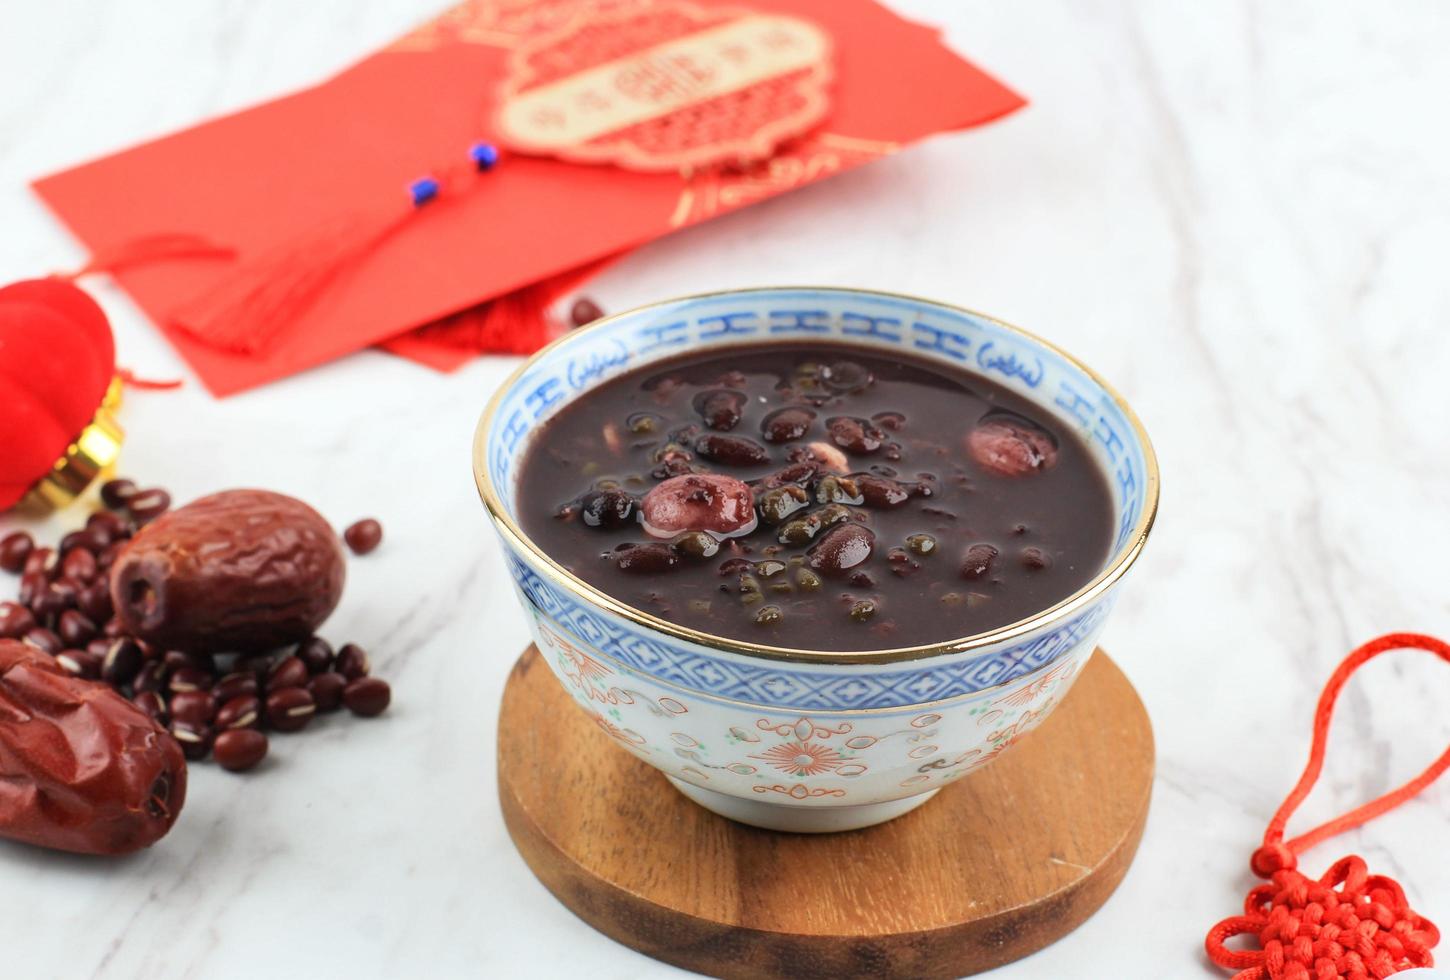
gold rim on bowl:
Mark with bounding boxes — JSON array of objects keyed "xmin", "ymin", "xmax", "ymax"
[{"xmin": 473, "ymin": 286, "xmax": 1160, "ymax": 667}]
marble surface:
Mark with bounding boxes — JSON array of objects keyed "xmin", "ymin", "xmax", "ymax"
[{"xmin": 2, "ymin": 2, "xmax": 1449, "ymax": 977}]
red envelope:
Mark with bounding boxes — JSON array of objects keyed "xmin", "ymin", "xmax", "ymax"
[{"xmin": 33, "ymin": 0, "xmax": 1023, "ymax": 396}]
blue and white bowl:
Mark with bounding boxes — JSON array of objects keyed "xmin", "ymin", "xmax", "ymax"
[{"xmin": 475, "ymin": 287, "xmax": 1159, "ymax": 832}]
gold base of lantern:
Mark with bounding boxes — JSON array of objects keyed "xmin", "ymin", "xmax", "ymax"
[{"xmin": 18, "ymin": 377, "xmax": 125, "ymax": 514}]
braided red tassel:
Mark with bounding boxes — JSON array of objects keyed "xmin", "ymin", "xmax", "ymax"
[
  {"xmin": 169, "ymin": 145, "xmax": 500, "ymax": 356},
  {"xmin": 1205, "ymin": 633, "xmax": 1448, "ymax": 980}
]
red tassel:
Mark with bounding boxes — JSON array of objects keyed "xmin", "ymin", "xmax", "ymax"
[
  {"xmin": 168, "ymin": 204, "xmax": 415, "ymax": 355},
  {"xmin": 1204, "ymin": 633, "xmax": 1448, "ymax": 979}
]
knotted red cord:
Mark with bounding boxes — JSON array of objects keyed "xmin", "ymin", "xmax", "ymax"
[{"xmin": 1205, "ymin": 632, "xmax": 1448, "ymax": 980}]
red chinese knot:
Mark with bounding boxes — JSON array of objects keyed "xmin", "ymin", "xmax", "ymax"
[{"xmin": 1205, "ymin": 633, "xmax": 1449, "ymax": 980}]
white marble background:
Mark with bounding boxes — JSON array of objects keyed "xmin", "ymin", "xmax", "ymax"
[{"xmin": 2, "ymin": 2, "xmax": 1448, "ymax": 977}]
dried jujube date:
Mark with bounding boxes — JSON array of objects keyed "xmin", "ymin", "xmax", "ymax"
[
  {"xmin": 0, "ymin": 640, "xmax": 187, "ymax": 855},
  {"xmin": 966, "ymin": 411, "xmax": 1058, "ymax": 477},
  {"xmin": 640, "ymin": 474, "xmax": 757, "ymax": 539},
  {"xmin": 110, "ymin": 489, "xmax": 346, "ymax": 653}
]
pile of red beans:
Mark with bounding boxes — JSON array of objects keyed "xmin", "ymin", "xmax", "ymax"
[{"xmin": 0, "ymin": 481, "xmax": 389, "ymax": 773}]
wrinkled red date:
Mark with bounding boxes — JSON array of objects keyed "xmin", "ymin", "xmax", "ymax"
[
  {"xmin": 966, "ymin": 412, "xmax": 1059, "ymax": 477},
  {"xmin": 640, "ymin": 474, "xmax": 757, "ymax": 539},
  {"xmin": 0, "ymin": 640, "xmax": 187, "ymax": 855},
  {"xmin": 110, "ymin": 490, "xmax": 346, "ymax": 653}
]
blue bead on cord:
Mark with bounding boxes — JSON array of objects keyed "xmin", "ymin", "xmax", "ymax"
[
  {"xmin": 409, "ymin": 176, "xmax": 440, "ymax": 207},
  {"xmin": 470, "ymin": 142, "xmax": 499, "ymax": 171}
]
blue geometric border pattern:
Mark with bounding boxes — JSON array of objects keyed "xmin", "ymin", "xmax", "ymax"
[
  {"xmin": 506, "ymin": 552, "xmax": 1109, "ymax": 711},
  {"xmin": 485, "ymin": 289, "xmax": 1149, "ymax": 554}
]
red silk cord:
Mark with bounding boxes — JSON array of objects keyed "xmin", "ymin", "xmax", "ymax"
[{"xmin": 1205, "ymin": 633, "xmax": 1448, "ymax": 980}]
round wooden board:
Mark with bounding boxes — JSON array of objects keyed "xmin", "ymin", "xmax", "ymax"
[{"xmin": 498, "ymin": 646, "xmax": 1153, "ymax": 979}]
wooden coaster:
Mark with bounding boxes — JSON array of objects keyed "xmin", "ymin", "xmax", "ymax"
[{"xmin": 499, "ymin": 646, "xmax": 1153, "ymax": 979}]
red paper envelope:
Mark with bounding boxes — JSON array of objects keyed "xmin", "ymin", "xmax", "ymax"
[{"xmin": 33, "ymin": 0, "xmax": 1023, "ymax": 396}]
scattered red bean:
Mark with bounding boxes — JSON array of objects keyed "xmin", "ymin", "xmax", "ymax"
[
  {"xmin": 168, "ymin": 690, "xmax": 216, "ymax": 728},
  {"xmin": 132, "ymin": 661, "xmax": 166, "ymax": 695},
  {"xmin": 171, "ymin": 721, "xmax": 214, "ymax": 761},
  {"xmin": 31, "ymin": 581, "xmax": 77, "ymax": 619},
  {"xmin": 335, "ymin": 644, "xmax": 370, "ymax": 680},
  {"xmin": 826, "ymin": 416, "xmax": 884, "ymax": 455},
  {"xmin": 0, "ymin": 602, "xmax": 36, "ymax": 639},
  {"xmin": 614, "ymin": 543, "xmax": 681, "ymax": 575},
  {"xmin": 308, "ymin": 672, "xmax": 347, "ymax": 713},
  {"xmin": 569, "ymin": 296, "xmax": 605, "ymax": 328},
  {"xmin": 101, "ymin": 639, "xmax": 143, "ymax": 685},
  {"xmin": 100, "ymin": 478, "xmax": 138, "ymax": 510},
  {"xmin": 961, "ymin": 543, "xmax": 1000, "ymax": 580},
  {"xmin": 761, "ymin": 407, "xmax": 816, "ymax": 444},
  {"xmin": 266, "ymin": 655, "xmax": 309, "ymax": 692},
  {"xmin": 168, "ymin": 666, "xmax": 214, "ymax": 694},
  {"xmin": 343, "ymin": 518, "xmax": 383, "ymax": 556},
  {"xmin": 0, "ymin": 532, "xmax": 33, "ymax": 573},
  {"xmin": 577, "ymin": 489, "xmax": 636, "ymax": 530},
  {"xmin": 55, "ymin": 649, "xmax": 101, "ymax": 679},
  {"xmin": 1020, "ymin": 547, "xmax": 1053, "ymax": 571},
  {"xmin": 214, "ymin": 729, "xmax": 268, "ymax": 772},
  {"xmin": 855, "ymin": 474, "xmax": 910, "ymax": 509},
  {"xmin": 131, "ymin": 690, "xmax": 168, "ymax": 726},
  {"xmin": 695, "ymin": 434, "xmax": 770, "ymax": 467},
  {"xmin": 61, "ymin": 547, "xmax": 98, "ymax": 583},
  {"xmin": 126, "ymin": 487, "xmax": 172, "ymax": 524},
  {"xmin": 85, "ymin": 510, "xmax": 129, "ymax": 545},
  {"xmin": 265, "ymin": 688, "xmax": 316, "ymax": 733},
  {"xmin": 23, "ymin": 627, "xmax": 63, "ymax": 656},
  {"xmin": 76, "ymin": 580, "xmax": 113, "ymax": 621},
  {"xmin": 693, "ymin": 389, "xmax": 746, "ymax": 431},
  {"xmin": 807, "ymin": 524, "xmax": 876, "ymax": 576},
  {"xmin": 215, "ymin": 695, "xmax": 261, "ymax": 731},
  {"xmin": 23, "ymin": 547, "xmax": 57, "ymax": 579},
  {"xmin": 342, "ymin": 677, "xmax": 390, "ymax": 717},
  {"xmin": 57, "ymin": 609, "xmax": 97, "ymax": 647},
  {"xmin": 297, "ymin": 636, "xmax": 334, "ymax": 675},
  {"xmin": 213, "ymin": 672, "xmax": 260, "ymax": 704}
]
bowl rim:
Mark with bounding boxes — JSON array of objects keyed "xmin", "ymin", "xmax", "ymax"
[{"xmin": 473, "ymin": 286, "xmax": 1160, "ymax": 667}]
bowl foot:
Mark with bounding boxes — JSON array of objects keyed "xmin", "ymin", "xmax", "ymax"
[{"xmin": 665, "ymin": 776, "xmax": 939, "ymax": 833}]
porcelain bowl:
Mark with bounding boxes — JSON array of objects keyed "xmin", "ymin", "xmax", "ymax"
[{"xmin": 475, "ymin": 287, "xmax": 1158, "ymax": 832}]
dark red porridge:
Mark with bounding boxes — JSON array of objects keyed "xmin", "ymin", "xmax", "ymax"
[{"xmin": 517, "ymin": 344, "xmax": 1114, "ymax": 652}]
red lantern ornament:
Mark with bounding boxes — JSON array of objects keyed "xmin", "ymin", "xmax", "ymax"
[{"xmin": 0, "ymin": 277, "xmax": 123, "ymax": 511}]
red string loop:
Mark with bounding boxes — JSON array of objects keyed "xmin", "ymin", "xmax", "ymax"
[
  {"xmin": 1264, "ymin": 632, "xmax": 1450, "ymax": 863},
  {"xmin": 1205, "ymin": 632, "xmax": 1448, "ymax": 980},
  {"xmin": 56, "ymin": 233, "xmax": 237, "ymax": 280}
]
